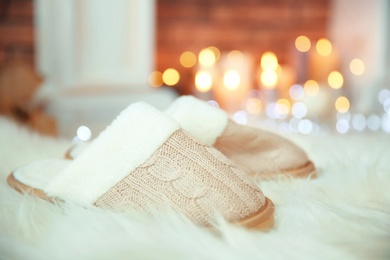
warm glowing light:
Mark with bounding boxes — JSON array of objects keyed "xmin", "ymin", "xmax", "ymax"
[
  {"xmin": 304, "ymin": 80, "xmax": 319, "ymax": 96},
  {"xmin": 162, "ymin": 68, "xmax": 180, "ymax": 86},
  {"xmin": 180, "ymin": 51, "xmax": 197, "ymax": 68},
  {"xmin": 275, "ymin": 99, "xmax": 291, "ymax": 115},
  {"xmin": 261, "ymin": 69, "xmax": 278, "ymax": 89},
  {"xmin": 295, "ymin": 35, "xmax": 311, "ymax": 52},
  {"xmin": 228, "ymin": 50, "xmax": 243, "ymax": 61},
  {"xmin": 199, "ymin": 48, "xmax": 216, "ymax": 67},
  {"xmin": 335, "ymin": 96, "xmax": 350, "ymax": 113},
  {"xmin": 148, "ymin": 71, "xmax": 163, "ymax": 88},
  {"xmin": 246, "ymin": 98, "xmax": 262, "ymax": 114},
  {"xmin": 316, "ymin": 38, "xmax": 332, "ymax": 56},
  {"xmin": 261, "ymin": 51, "xmax": 278, "ymax": 70},
  {"xmin": 350, "ymin": 58, "xmax": 365, "ymax": 75},
  {"xmin": 223, "ymin": 69, "xmax": 240, "ymax": 90},
  {"xmin": 328, "ymin": 71, "xmax": 344, "ymax": 89},
  {"xmin": 77, "ymin": 126, "xmax": 91, "ymax": 141},
  {"xmin": 195, "ymin": 71, "xmax": 212, "ymax": 92},
  {"xmin": 208, "ymin": 46, "xmax": 221, "ymax": 61}
]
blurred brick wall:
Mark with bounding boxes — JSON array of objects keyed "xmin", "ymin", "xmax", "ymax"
[
  {"xmin": 156, "ymin": 0, "xmax": 330, "ymax": 73},
  {"xmin": 0, "ymin": 0, "xmax": 34, "ymax": 66}
]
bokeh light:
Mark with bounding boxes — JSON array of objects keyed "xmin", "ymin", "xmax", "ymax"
[
  {"xmin": 336, "ymin": 119, "xmax": 349, "ymax": 134},
  {"xmin": 148, "ymin": 71, "xmax": 163, "ymax": 88},
  {"xmin": 232, "ymin": 111, "xmax": 248, "ymax": 125},
  {"xmin": 378, "ymin": 89, "xmax": 390, "ymax": 104},
  {"xmin": 162, "ymin": 68, "xmax": 180, "ymax": 86},
  {"xmin": 228, "ymin": 50, "xmax": 243, "ymax": 61},
  {"xmin": 199, "ymin": 48, "xmax": 216, "ymax": 67},
  {"xmin": 335, "ymin": 96, "xmax": 350, "ymax": 113},
  {"xmin": 261, "ymin": 69, "xmax": 278, "ymax": 89},
  {"xmin": 275, "ymin": 99, "xmax": 291, "ymax": 115},
  {"xmin": 289, "ymin": 84, "xmax": 305, "ymax": 100},
  {"xmin": 367, "ymin": 114, "xmax": 381, "ymax": 131},
  {"xmin": 180, "ymin": 51, "xmax": 197, "ymax": 68},
  {"xmin": 350, "ymin": 58, "xmax": 365, "ymax": 76},
  {"xmin": 292, "ymin": 102, "xmax": 307, "ymax": 118},
  {"xmin": 295, "ymin": 35, "xmax": 311, "ymax": 52},
  {"xmin": 352, "ymin": 114, "xmax": 366, "ymax": 131},
  {"xmin": 261, "ymin": 51, "xmax": 278, "ymax": 70},
  {"xmin": 246, "ymin": 98, "xmax": 262, "ymax": 114},
  {"xmin": 77, "ymin": 126, "xmax": 92, "ymax": 141},
  {"xmin": 208, "ymin": 46, "xmax": 221, "ymax": 61},
  {"xmin": 195, "ymin": 70, "xmax": 212, "ymax": 92},
  {"xmin": 207, "ymin": 100, "xmax": 219, "ymax": 108},
  {"xmin": 223, "ymin": 69, "xmax": 240, "ymax": 90},
  {"xmin": 328, "ymin": 71, "xmax": 344, "ymax": 89},
  {"xmin": 298, "ymin": 119, "xmax": 313, "ymax": 134},
  {"xmin": 316, "ymin": 38, "xmax": 332, "ymax": 56},
  {"xmin": 304, "ymin": 80, "xmax": 319, "ymax": 96}
]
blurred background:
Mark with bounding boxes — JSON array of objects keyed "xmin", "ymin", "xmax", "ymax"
[{"xmin": 0, "ymin": 0, "xmax": 389, "ymax": 140}]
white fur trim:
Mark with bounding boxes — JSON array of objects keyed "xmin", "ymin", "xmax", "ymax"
[
  {"xmin": 13, "ymin": 159, "xmax": 71, "ymax": 191},
  {"xmin": 45, "ymin": 102, "xmax": 180, "ymax": 206},
  {"xmin": 165, "ymin": 96, "xmax": 228, "ymax": 145}
]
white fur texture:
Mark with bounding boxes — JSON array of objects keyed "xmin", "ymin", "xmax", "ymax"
[
  {"xmin": 45, "ymin": 102, "xmax": 180, "ymax": 205},
  {"xmin": 165, "ymin": 95, "xmax": 228, "ymax": 145},
  {"xmin": 1, "ymin": 117, "xmax": 390, "ymax": 259}
]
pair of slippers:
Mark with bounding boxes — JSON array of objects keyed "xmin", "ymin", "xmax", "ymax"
[{"xmin": 7, "ymin": 96, "xmax": 317, "ymax": 230}]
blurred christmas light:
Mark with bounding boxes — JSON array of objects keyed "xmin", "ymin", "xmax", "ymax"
[
  {"xmin": 292, "ymin": 102, "xmax": 307, "ymax": 118},
  {"xmin": 199, "ymin": 48, "xmax": 216, "ymax": 67},
  {"xmin": 148, "ymin": 71, "xmax": 163, "ymax": 88},
  {"xmin": 350, "ymin": 58, "xmax": 365, "ymax": 76},
  {"xmin": 352, "ymin": 114, "xmax": 366, "ymax": 131},
  {"xmin": 228, "ymin": 50, "xmax": 243, "ymax": 62},
  {"xmin": 378, "ymin": 89, "xmax": 390, "ymax": 104},
  {"xmin": 289, "ymin": 117, "xmax": 300, "ymax": 132},
  {"xmin": 336, "ymin": 119, "xmax": 349, "ymax": 134},
  {"xmin": 180, "ymin": 51, "xmax": 197, "ymax": 68},
  {"xmin": 367, "ymin": 114, "xmax": 381, "ymax": 131},
  {"xmin": 381, "ymin": 114, "xmax": 390, "ymax": 133},
  {"xmin": 316, "ymin": 38, "xmax": 332, "ymax": 56},
  {"xmin": 328, "ymin": 71, "xmax": 344, "ymax": 89},
  {"xmin": 275, "ymin": 99, "xmax": 291, "ymax": 115},
  {"xmin": 195, "ymin": 71, "xmax": 212, "ymax": 92},
  {"xmin": 295, "ymin": 35, "xmax": 311, "ymax": 52},
  {"xmin": 266, "ymin": 103, "xmax": 277, "ymax": 119},
  {"xmin": 261, "ymin": 69, "xmax": 278, "ymax": 89},
  {"xmin": 232, "ymin": 111, "xmax": 248, "ymax": 125},
  {"xmin": 335, "ymin": 96, "xmax": 350, "ymax": 113},
  {"xmin": 298, "ymin": 119, "xmax": 313, "ymax": 134},
  {"xmin": 162, "ymin": 68, "xmax": 180, "ymax": 86},
  {"xmin": 289, "ymin": 84, "xmax": 305, "ymax": 100},
  {"xmin": 208, "ymin": 46, "xmax": 221, "ymax": 61},
  {"xmin": 223, "ymin": 69, "xmax": 240, "ymax": 90},
  {"xmin": 245, "ymin": 98, "xmax": 262, "ymax": 114},
  {"xmin": 77, "ymin": 126, "xmax": 92, "ymax": 141},
  {"xmin": 261, "ymin": 51, "xmax": 278, "ymax": 70},
  {"xmin": 304, "ymin": 80, "xmax": 319, "ymax": 96},
  {"xmin": 207, "ymin": 100, "xmax": 219, "ymax": 108}
]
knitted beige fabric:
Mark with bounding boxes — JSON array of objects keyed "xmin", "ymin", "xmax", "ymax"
[{"xmin": 94, "ymin": 129, "xmax": 265, "ymax": 226}]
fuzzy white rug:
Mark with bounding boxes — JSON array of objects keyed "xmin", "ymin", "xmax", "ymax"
[{"xmin": 0, "ymin": 116, "xmax": 389, "ymax": 260}]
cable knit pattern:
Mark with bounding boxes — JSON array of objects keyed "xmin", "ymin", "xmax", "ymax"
[{"xmin": 94, "ymin": 130, "xmax": 265, "ymax": 226}]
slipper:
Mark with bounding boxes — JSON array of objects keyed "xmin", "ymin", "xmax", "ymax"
[
  {"xmin": 165, "ymin": 96, "xmax": 317, "ymax": 179},
  {"xmin": 7, "ymin": 102, "xmax": 274, "ymax": 229},
  {"xmin": 65, "ymin": 96, "xmax": 317, "ymax": 179}
]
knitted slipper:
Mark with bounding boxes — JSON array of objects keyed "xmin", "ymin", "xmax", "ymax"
[
  {"xmin": 165, "ymin": 96, "xmax": 317, "ymax": 179},
  {"xmin": 7, "ymin": 102, "xmax": 274, "ymax": 229},
  {"xmin": 64, "ymin": 97, "xmax": 317, "ymax": 179}
]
